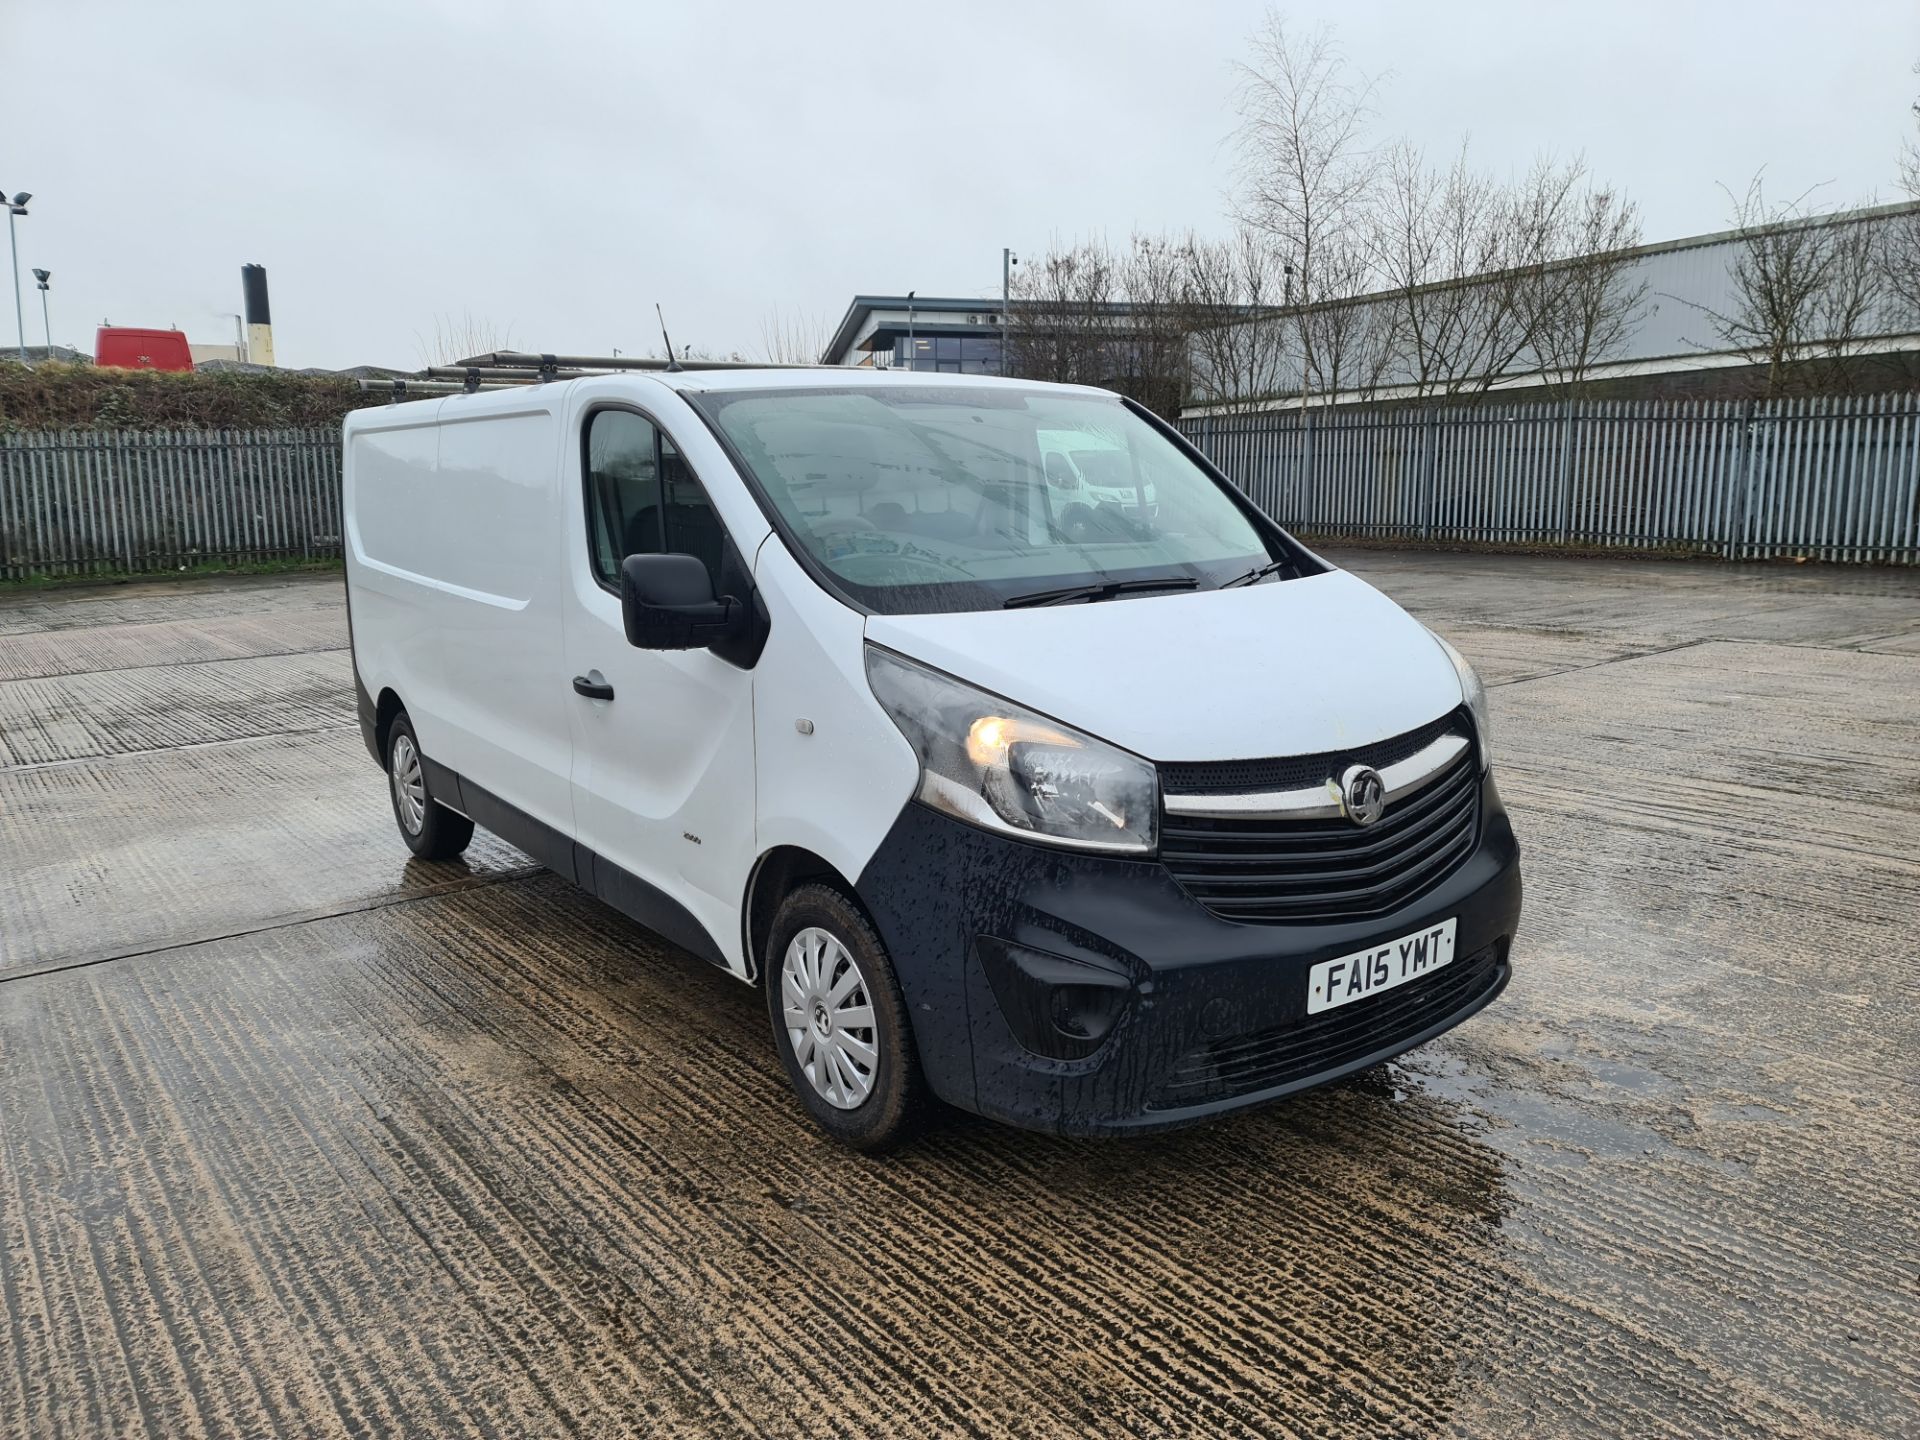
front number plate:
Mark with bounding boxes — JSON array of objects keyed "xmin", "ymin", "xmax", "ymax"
[{"xmin": 1307, "ymin": 918, "xmax": 1457, "ymax": 1016}]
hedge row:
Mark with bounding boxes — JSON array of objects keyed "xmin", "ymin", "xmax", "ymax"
[{"xmin": 0, "ymin": 362, "xmax": 368, "ymax": 432}]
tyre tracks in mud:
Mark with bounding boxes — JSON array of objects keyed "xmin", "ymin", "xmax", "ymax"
[{"xmin": 1, "ymin": 562, "xmax": 1916, "ymax": 1437}]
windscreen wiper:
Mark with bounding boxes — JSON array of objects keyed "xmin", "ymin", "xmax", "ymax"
[
  {"xmin": 1002, "ymin": 576, "xmax": 1200, "ymax": 609},
  {"xmin": 1222, "ymin": 559, "xmax": 1292, "ymax": 588}
]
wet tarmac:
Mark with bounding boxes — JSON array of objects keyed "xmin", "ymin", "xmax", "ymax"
[{"xmin": 1, "ymin": 554, "xmax": 1915, "ymax": 1438}]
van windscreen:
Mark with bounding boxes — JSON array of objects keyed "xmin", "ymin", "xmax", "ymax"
[{"xmin": 690, "ymin": 386, "xmax": 1286, "ymax": 614}]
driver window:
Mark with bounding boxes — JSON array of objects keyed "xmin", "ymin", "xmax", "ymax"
[
  {"xmin": 661, "ymin": 434, "xmax": 725, "ymax": 585},
  {"xmin": 584, "ymin": 411, "xmax": 726, "ymax": 591}
]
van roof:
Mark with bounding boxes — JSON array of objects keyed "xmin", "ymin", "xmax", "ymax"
[
  {"xmin": 655, "ymin": 367, "xmax": 1113, "ymax": 397},
  {"xmin": 346, "ymin": 366, "xmax": 1120, "ymax": 432}
]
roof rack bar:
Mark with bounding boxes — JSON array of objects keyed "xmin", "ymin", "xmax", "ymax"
[
  {"xmin": 457, "ymin": 350, "xmax": 833, "ymax": 372},
  {"xmin": 421, "ymin": 365, "xmax": 595, "ymax": 383},
  {"xmin": 458, "ymin": 350, "xmax": 668, "ymax": 371},
  {"xmin": 357, "ymin": 377, "xmax": 529, "ymax": 401}
]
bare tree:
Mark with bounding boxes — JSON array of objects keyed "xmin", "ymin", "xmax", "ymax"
[
  {"xmin": 1231, "ymin": 14, "xmax": 1380, "ymax": 404},
  {"xmin": 1883, "ymin": 60, "xmax": 1920, "ymax": 327},
  {"xmin": 1369, "ymin": 140, "xmax": 1529, "ymax": 400},
  {"xmin": 416, "ymin": 310, "xmax": 515, "ymax": 367},
  {"xmin": 1689, "ymin": 175, "xmax": 1881, "ymax": 394},
  {"xmin": 1181, "ymin": 229, "xmax": 1294, "ymax": 410},
  {"xmin": 1905, "ymin": 60, "xmax": 1920, "ymax": 196},
  {"xmin": 1005, "ymin": 234, "xmax": 1203, "ymax": 415},
  {"xmin": 1112, "ymin": 235, "xmax": 1194, "ymax": 415},
  {"xmin": 645, "ymin": 341, "xmax": 746, "ymax": 364},
  {"xmin": 1006, "ymin": 237, "xmax": 1122, "ymax": 388},
  {"xmin": 758, "ymin": 306, "xmax": 830, "ymax": 366},
  {"xmin": 1218, "ymin": 12, "xmax": 1656, "ymax": 408},
  {"xmin": 1368, "ymin": 142, "xmax": 1449, "ymax": 397},
  {"xmin": 1509, "ymin": 163, "xmax": 1650, "ymax": 394},
  {"xmin": 1293, "ymin": 235, "xmax": 1398, "ymax": 404},
  {"xmin": 1810, "ymin": 213, "xmax": 1890, "ymax": 391}
]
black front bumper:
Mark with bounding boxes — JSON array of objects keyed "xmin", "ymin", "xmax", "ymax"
[{"xmin": 855, "ymin": 771, "xmax": 1523, "ymax": 1137}]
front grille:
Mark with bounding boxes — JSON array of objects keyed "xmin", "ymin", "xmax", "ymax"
[
  {"xmin": 1159, "ymin": 720, "xmax": 1480, "ymax": 925},
  {"xmin": 1159, "ymin": 712, "xmax": 1459, "ymax": 796},
  {"xmin": 1151, "ymin": 944, "xmax": 1505, "ymax": 1109}
]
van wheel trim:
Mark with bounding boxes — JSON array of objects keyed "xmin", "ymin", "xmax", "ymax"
[
  {"xmin": 390, "ymin": 733, "xmax": 427, "ymax": 836},
  {"xmin": 780, "ymin": 926, "xmax": 878, "ymax": 1111}
]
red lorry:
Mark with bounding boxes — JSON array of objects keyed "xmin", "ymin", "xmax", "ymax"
[{"xmin": 94, "ymin": 326, "xmax": 194, "ymax": 371}]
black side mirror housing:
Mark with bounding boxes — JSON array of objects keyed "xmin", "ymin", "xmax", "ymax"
[{"xmin": 620, "ymin": 553, "xmax": 741, "ymax": 651}]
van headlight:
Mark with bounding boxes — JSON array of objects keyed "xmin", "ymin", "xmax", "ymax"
[
  {"xmin": 865, "ymin": 646, "xmax": 1158, "ymax": 854},
  {"xmin": 1431, "ymin": 633, "xmax": 1492, "ymax": 771}
]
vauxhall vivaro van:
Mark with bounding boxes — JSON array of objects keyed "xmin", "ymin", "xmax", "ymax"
[{"xmin": 344, "ymin": 369, "xmax": 1521, "ymax": 1149}]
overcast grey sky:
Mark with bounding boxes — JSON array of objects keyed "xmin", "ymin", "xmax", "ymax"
[{"xmin": 7, "ymin": 0, "xmax": 1916, "ymax": 371}]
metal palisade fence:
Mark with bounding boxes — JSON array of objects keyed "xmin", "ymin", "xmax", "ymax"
[
  {"xmin": 3, "ymin": 397, "xmax": 1920, "ymax": 579},
  {"xmin": 0, "ymin": 427, "xmax": 343, "ymax": 580},
  {"xmin": 1182, "ymin": 393, "xmax": 1920, "ymax": 565}
]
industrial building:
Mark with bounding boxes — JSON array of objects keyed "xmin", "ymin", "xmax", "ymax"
[
  {"xmin": 1184, "ymin": 200, "xmax": 1920, "ymax": 414},
  {"xmin": 822, "ymin": 295, "xmax": 1012, "ymax": 372}
]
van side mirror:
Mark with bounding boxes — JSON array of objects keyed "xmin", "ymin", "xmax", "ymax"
[{"xmin": 620, "ymin": 553, "xmax": 740, "ymax": 651}]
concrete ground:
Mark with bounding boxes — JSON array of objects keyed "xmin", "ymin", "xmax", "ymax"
[{"xmin": 0, "ymin": 550, "xmax": 1915, "ymax": 1439}]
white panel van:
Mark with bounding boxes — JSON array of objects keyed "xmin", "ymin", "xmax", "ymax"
[{"xmin": 344, "ymin": 371, "xmax": 1521, "ymax": 1149}]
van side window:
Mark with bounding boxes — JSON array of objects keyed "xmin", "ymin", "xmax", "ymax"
[
  {"xmin": 660, "ymin": 435, "xmax": 726, "ymax": 586},
  {"xmin": 584, "ymin": 412, "xmax": 727, "ymax": 591},
  {"xmin": 585, "ymin": 411, "xmax": 661, "ymax": 586}
]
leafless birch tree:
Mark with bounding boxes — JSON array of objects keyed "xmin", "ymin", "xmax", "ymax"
[
  {"xmin": 758, "ymin": 307, "xmax": 830, "ymax": 366},
  {"xmin": 1290, "ymin": 236, "xmax": 1397, "ymax": 404},
  {"xmin": 1004, "ymin": 234, "xmax": 1198, "ymax": 415},
  {"xmin": 1006, "ymin": 237, "xmax": 1121, "ymax": 388},
  {"xmin": 1883, "ymin": 61, "xmax": 1920, "ymax": 328},
  {"xmin": 1231, "ymin": 15, "xmax": 1380, "ymax": 404},
  {"xmin": 417, "ymin": 310, "xmax": 515, "ymax": 367},
  {"xmin": 1691, "ymin": 176, "xmax": 1884, "ymax": 394},
  {"xmin": 1368, "ymin": 141, "xmax": 1527, "ymax": 400},
  {"xmin": 1810, "ymin": 213, "xmax": 1892, "ymax": 390},
  {"xmin": 1508, "ymin": 163, "xmax": 1649, "ymax": 393},
  {"xmin": 1111, "ymin": 235, "xmax": 1195, "ymax": 415},
  {"xmin": 1179, "ymin": 229, "xmax": 1293, "ymax": 410}
]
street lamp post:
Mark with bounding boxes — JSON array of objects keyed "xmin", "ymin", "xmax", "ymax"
[
  {"xmin": 906, "ymin": 290, "xmax": 916, "ymax": 372},
  {"xmin": 5, "ymin": 191, "xmax": 30, "ymax": 362},
  {"xmin": 32, "ymin": 269, "xmax": 50, "ymax": 354},
  {"xmin": 1001, "ymin": 249, "xmax": 1018, "ymax": 377}
]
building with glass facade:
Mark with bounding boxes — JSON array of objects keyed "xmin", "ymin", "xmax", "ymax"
[
  {"xmin": 820, "ymin": 292, "xmax": 1207, "ymax": 419},
  {"xmin": 822, "ymin": 296, "xmax": 1009, "ymax": 372}
]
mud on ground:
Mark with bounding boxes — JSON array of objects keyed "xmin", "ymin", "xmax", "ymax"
[{"xmin": 1, "ymin": 554, "xmax": 1915, "ymax": 1438}]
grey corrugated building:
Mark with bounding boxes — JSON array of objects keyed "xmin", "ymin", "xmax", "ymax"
[{"xmin": 1184, "ymin": 200, "xmax": 1920, "ymax": 414}]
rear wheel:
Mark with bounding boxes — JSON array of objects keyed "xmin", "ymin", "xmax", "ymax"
[
  {"xmin": 765, "ymin": 884, "xmax": 927, "ymax": 1152},
  {"xmin": 386, "ymin": 713, "xmax": 474, "ymax": 860}
]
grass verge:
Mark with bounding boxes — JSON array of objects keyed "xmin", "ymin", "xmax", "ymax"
[{"xmin": 0, "ymin": 556, "xmax": 343, "ymax": 593}]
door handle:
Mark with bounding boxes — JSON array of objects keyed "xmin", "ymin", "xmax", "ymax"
[{"xmin": 572, "ymin": 674, "xmax": 615, "ymax": 701}]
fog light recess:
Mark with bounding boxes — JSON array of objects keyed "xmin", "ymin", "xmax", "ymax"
[{"xmin": 975, "ymin": 937, "xmax": 1134, "ymax": 1061}]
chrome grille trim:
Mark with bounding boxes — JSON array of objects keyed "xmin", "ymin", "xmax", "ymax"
[
  {"xmin": 1164, "ymin": 731, "xmax": 1472, "ymax": 821},
  {"xmin": 1157, "ymin": 721, "xmax": 1483, "ymax": 926}
]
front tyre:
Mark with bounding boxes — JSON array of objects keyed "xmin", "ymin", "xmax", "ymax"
[
  {"xmin": 386, "ymin": 713, "xmax": 475, "ymax": 861},
  {"xmin": 765, "ymin": 884, "xmax": 928, "ymax": 1152}
]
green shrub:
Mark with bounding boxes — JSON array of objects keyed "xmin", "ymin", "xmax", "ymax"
[{"xmin": 0, "ymin": 362, "xmax": 366, "ymax": 431}]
